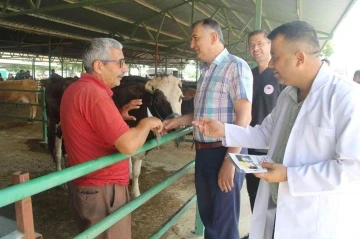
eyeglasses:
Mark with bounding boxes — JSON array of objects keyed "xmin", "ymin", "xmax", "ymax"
[
  {"xmin": 248, "ymin": 41, "xmax": 270, "ymax": 50},
  {"xmin": 100, "ymin": 58, "xmax": 126, "ymax": 68}
]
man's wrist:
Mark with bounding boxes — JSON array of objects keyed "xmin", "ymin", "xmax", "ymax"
[{"xmin": 223, "ymin": 156, "xmax": 234, "ymax": 166}]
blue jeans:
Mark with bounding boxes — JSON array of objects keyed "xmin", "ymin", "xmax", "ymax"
[{"xmin": 195, "ymin": 146, "xmax": 247, "ymax": 239}]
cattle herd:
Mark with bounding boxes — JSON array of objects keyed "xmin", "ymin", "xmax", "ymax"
[{"xmin": 0, "ymin": 75, "xmax": 196, "ymax": 197}]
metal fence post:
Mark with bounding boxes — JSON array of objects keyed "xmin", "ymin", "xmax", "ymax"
[
  {"xmin": 41, "ymin": 87, "xmax": 48, "ymax": 147},
  {"xmin": 194, "ymin": 201, "xmax": 204, "ymax": 236}
]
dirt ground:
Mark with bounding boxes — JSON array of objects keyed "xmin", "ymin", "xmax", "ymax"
[{"xmin": 0, "ymin": 106, "xmax": 251, "ymax": 239}]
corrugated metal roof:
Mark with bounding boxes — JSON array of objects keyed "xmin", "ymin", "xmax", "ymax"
[{"xmin": 0, "ymin": 0, "xmax": 357, "ymax": 65}]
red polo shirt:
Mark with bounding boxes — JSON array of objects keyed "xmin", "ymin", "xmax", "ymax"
[{"xmin": 60, "ymin": 73, "xmax": 130, "ymax": 186}]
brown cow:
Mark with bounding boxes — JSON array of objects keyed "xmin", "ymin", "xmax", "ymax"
[
  {"xmin": 181, "ymin": 87, "xmax": 196, "ymax": 115},
  {"xmin": 0, "ymin": 80, "xmax": 38, "ymax": 119},
  {"xmin": 181, "ymin": 81, "xmax": 196, "ymax": 115},
  {"xmin": 182, "ymin": 87, "xmax": 196, "ymax": 101}
]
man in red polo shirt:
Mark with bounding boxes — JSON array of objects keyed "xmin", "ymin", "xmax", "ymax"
[{"xmin": 60, "ymin": 38, "xmax": 163, "ymax": 239}]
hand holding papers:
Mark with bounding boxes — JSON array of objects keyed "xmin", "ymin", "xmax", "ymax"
[{"xmin": 227, "ymin": 153, "xmax": 273, "ymax": 173}]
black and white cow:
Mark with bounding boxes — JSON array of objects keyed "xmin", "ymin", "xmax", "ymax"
[
  {"xmin": 45, "ymin": 77, "xmax": 77, "ymax": 171},
  {"xmin": 112, "ymin": 75, "xmax": 183, "ymax": 196},
  {"xmin": 45, "ymin": 75, "xmax": 183, "ymax": 197}
]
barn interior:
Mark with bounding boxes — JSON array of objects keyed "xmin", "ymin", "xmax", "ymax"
[
  {"xmin": 0, "ymin": 0, "xmax": 355, "ymax": 73},
  {"xmin": 0, "ymin": 0, "xmax": 357, "ymax": 238}
]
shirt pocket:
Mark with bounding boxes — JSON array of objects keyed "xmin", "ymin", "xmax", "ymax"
[{"xmin": 303, "ymin": 124, "xmax": 335, "ymax": 138}]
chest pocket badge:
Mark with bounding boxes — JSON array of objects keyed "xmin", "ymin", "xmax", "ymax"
[{"xmin": 264, "ymin": 85, "xmax": 274, "ymax": 95}]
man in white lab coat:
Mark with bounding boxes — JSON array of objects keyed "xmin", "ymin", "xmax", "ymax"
[{"xmin": 192, "ymin": 21, "xmax": 360, "ymax": 239}]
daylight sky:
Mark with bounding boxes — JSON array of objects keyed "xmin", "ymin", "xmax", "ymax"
[{"xmin": 331, "ymin": 0, "xmax": 360, "ymax": 79}]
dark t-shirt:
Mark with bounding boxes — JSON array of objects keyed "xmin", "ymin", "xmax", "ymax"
[
  {"xmin": 251, "ymin": 66, "xmax": 284, "ymax": 127},
  {"xmin": 250, "ymin": 67, "xmax": 284, "ymax": 153}
]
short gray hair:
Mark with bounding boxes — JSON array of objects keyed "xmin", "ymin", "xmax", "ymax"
[
  {"xmin": 192, "ymin": 18, "xmax": 224, "ymax": 45},
  {"xmin": 82, "ymin": 38, "xmax": 123, "ymax": 73}
]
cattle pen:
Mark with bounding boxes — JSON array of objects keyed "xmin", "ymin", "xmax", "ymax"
[
  {"xmin": 0, "ymin": 126, "xmax": 205, "ymax": 238},
  {"xmin": 0, "ymin": 87, "xmax": 48, "ymax": 145}
]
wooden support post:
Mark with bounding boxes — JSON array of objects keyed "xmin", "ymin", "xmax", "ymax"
[{"xmin": 12, "ymin": 172, "xmax": 43, "ymax": 239}]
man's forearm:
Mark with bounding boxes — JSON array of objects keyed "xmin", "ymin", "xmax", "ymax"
[
  {"xmin": 177, "ymin": 113, "xmax": 194, "ymax": 126},
  {"xmin": 226, "ymin": 100, "xmax": 252, "ymax": 155},
  {"xmin": 226, "ymin": 118, "xmax": 247, "ymax": 154},
  {"xmin": 114, "ymin": 119, "xmax": 155, "ymax": 155}
]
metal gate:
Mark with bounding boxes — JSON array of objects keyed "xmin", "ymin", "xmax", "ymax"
[
  {"xmin": 0, "ymin": 127, "xmax": 204, "ymax": 238},
  {"xmin": 0, "ymin": 87, "xmax": 48, "ymax": 145}
]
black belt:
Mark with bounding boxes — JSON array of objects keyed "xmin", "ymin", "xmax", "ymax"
[{"xmin": 194, "ymin": 141, "xmax": 223, "ymax": 150}]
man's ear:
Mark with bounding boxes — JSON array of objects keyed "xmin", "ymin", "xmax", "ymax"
[
  {"xmin": 92, "ymin": 60, "xmax": 103, "ymax": 74},
  {"xmin": 295, "ymin": 51, "xmax": 305, "ymax": 67},
  {"xmin": 210, "ymin": 32, "xmax": 217, "ymax": 44}
]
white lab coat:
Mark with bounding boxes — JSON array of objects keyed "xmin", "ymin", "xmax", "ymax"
[{"xmin": 223, "ymin": 64, "xmax": 360, "ymax": 239}]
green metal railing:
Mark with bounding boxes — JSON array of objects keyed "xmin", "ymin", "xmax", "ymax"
[
  {"xmin": 150, "ymin": 194, "xmax": 197, "ymax": 239},
  {"xmin": 0, "ymin": 87, "xmax": 48, "ymax": 144},
  {"xmin": 0, "ymin": 126, "xmax": 204, "ymax": 238},
  {"xmin": 76, "ymin": 161, "xmax": 196, "ymax": 239}
]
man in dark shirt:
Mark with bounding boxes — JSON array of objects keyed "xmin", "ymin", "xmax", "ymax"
[
  {"xmin": 50, "ymin": 69, "xmax": 63, "ymax": 81},
  {"xmin": 246, "ymin": 30, "xmax": 284, "ymax": 217}
]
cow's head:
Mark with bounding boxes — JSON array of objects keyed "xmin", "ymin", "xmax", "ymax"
[{"xmin": 145, "ymin": 75, "xmax": 183, "ymax": 119}]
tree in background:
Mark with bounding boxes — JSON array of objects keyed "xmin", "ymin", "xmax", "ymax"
[
  {"xmin": 320, "ymin": 41, "xmax": 334, "ymax": 58},
  {"xmin": 183, "ymin": 60, "xmax": 198, "ymax": 81},
  {"xmin": 67, "ymin": 63, "xmax": 83, "ymax": 77}
]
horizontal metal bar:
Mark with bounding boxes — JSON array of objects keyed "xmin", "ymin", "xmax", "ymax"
[
  {"xmin": 150, "ymin": 194, "xmax": 197, "ymax": 239},
  {"xmin": 0, "ymin": 0, "xmax": 128, "ymax": 17},
  {"xmin": 0, "ymin": 42, "xmax": 73, "ymax": 49},
  {"xmin": 0, "ymin": 126, "xmax": 193, "ymax": 208},
  {"xmin": 0, "ymin": 114, "xmax": 43, "ymax": 121},
  {"xmin": 123, "ymin": 39, "xmax": 189, "ymax": 44},
  {"xmin": 0, "ymin": 88, "xmax": 41, "ymax": 93},
  {"xmin": 0, "ymin": 101, "xmax": 42, "ymax": 107},
  {"xmin": 75, "ymin": 160, "xmax": 195, "ymax": 239}
]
